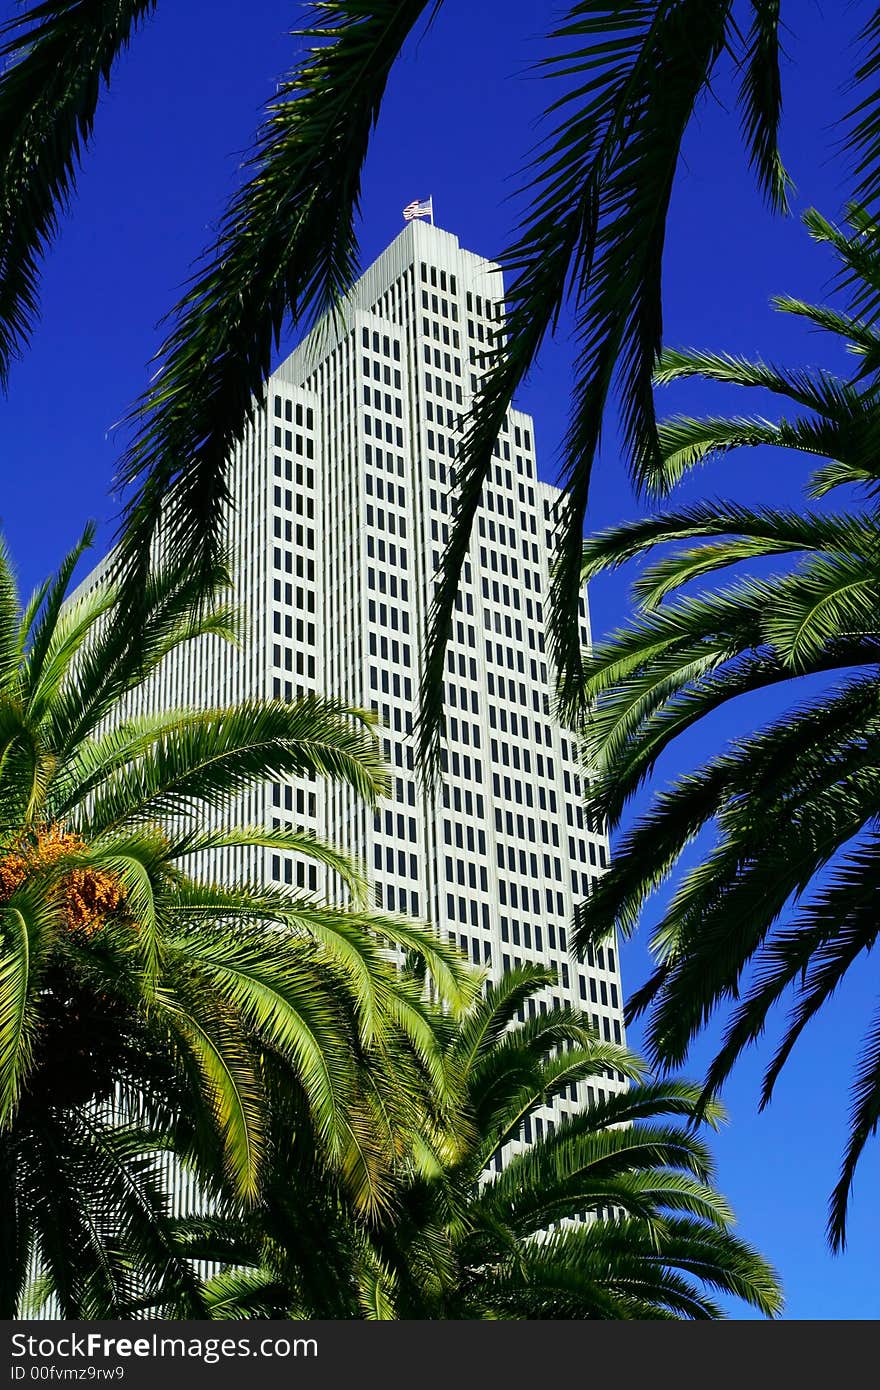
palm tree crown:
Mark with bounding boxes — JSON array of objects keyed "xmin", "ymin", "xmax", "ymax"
[
  {"xmin": 573, "ymin": 207, "xmax": 880, "ymax": 1250},
  {"xmin": 0, "ymin": 527, "xmax": 472, "ymax": 1316},
  {"xmin": 200, "ymin": 965, "xmax": 783, "ymax": 1319}
]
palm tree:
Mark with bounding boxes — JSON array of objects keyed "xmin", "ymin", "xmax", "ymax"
[
  {"xmin": 5, "ymin": 2, "xmax": 880, "ymax": 757},
  {"xmin": 0, "ymin": 525, "xmax": 472, "ymax": 1316},
  {"xmin": 197, "ymin": 966, "xmax": 783, "ymax": 1319},
  {"xmin": 572, "ymin": 205, "xmax": 880, "ymax": 1250}
]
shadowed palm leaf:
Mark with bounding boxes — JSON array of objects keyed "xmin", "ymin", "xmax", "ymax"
[
  {"xmin": 572, "ymin": 207, "xmax": 880, "ymax": 1250},
  {"xmin": 0, "ymin": 0, "xmax": 159, "ymax": 387}
]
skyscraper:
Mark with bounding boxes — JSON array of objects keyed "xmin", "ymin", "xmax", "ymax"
[{"xmin": 75, "ymin": 218, "xmax": 627, "ymax": 1135}]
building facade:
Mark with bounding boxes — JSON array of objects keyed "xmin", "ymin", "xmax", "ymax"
[{"xmin": 75, "ymin": 220, "xmax": 627, "ymax": 1138}]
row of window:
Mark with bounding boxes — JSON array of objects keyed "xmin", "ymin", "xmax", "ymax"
[
  {"xmin": 501, "ymin": 916, "xmax": 567, "ymax": 952},
  {"xmin": 365, "ymin": 504, "xmax": 407, "ymax": 538},
  {"xmin": 361, "ymin": 327, "xmax": 402, "ymax": 360},
  {"xmin": 489, "ymin": 708, "xmax": 552, "ymax": 745},
  {"xmin": 580, "ymin": 975, "xmax": 619, "ymax": 1009},
  {"xmin": 497, "ymin": 844, "xmax": 562, "ymax": 883},
  {"xmin": 369, "ymin": 666, "xmax": 413, "ymax": 700},
  {"xmin": 422, "ymin": 316, "xmax": 460, "ymax": 350},
  {"xmin": 438, "ymin": 748, "xmax": 482, "ymax": 783},
  {"xmin": 273, "ymin": 549, "xmax": 315, "ymax": 579},
  {"xmin": 424, "ymin": 400, "xmax": 460, "ymax": 432},
  {"xmin": 446, "ymin": 856, "xmax": 489, "ymax": 892},
  {"xmin": 367, "ymin": 599, "xmax": 410, "ymax": 633},
  {"xmin": 272, "ymin": 520, "xmax": 314, "ymax": 548},
  {"xmin": 495, "ymin": 808, "xmax": 560, "ymax": 848},
  {"xmin": 272, "ymin": 678, "xmax": 314, "ymax": 701},
  {"xmin": 375, "ymin": 844, "xmax": 419, "ymax": 879},
  {"xmin": 486, "ymin": 640, "xmax": 548, "ymax": 686},
  {"xmin": 466, "ymin": 317, "xmax": 499, "ymax": 346},
  {"xmin": 272, "ymin": 428, "xmax": 315, "ymax": 458},
  {"xmin": 365, "ymin": 536, "xmax": 407, "ymax": 570},
  {"xmin": 489, "ymin": 737, "xmax": 554, "ymax": 780},
  {"xmin": 272, "ymin": 579, "xmax": 315, "ymax": 611},
  {"xmin": 374, "ymin": 702, "xmax": 413, "ymax": 735},
  {"xmin": 273, "ymin": 486, "xmax": 315, "ymax": 518},
  {"xmin": 446, "ymin": 649, "xmax": 480, "ymax": 682},
  {"xmin": 271, "ymin": 855, "xmax": 319, "ymax": 891},
  {"xmin": 393, "ymin": 777, "xmax": 418, "ymax": 807},
  {"xmin": 272, "ymin": 395, "xmax": 315, "ymax": 428},
  {"xmin": 421, "ymin": 288, "xmax": 458, "ymax": 322},
  {"xmin": 364, "ymin": 443, "xmax": 405, "ymax": 476},
  {"xmin": 478, "ymin": 544, "xmax": 540, "ymax": 589},
  {"xmin": 566, "ymin": 800, "xmax": 604, "ymax": 835},
  {"xmin": 446, "ymin": 896, "xmax": 491, "ymax": 929},
  {"xmin": 443, "ymin": 821, "xmax": 487, "ymax": 854},
  {"xmin": 569, "ymin": 836, "xmax": 606, "ymax": 869},
  {"xmin": 445, "ymin": 680, "xmax": 479, "ymax": 714},
  {"xmin": 368, "ymin": 632, "xmax": 411, "ymax": 667},
  {"xmin": 374, "ymin": 882, "xmax": 420, "ymax": 916},
  {"xmin": 465, "ymin": 288, "xmax": 501, "ymax": 321},
  {"xmin": 573, "ymin": 871, "xmax": 600, "ymax": 897},
  {"xmin": 366, "ymin": 567, "xmax": 408, "ymax": 598},
  {"xmin": 582, "ymin": 941, "xmax": 616, "ymax": 974},
  {"xmin": 272, "ymin": 784, "xmax": 318, "ymax": 817},
  {"xmin": 272, "ymin": 645, "xmax": 316, "ymax": 678},
  {"xmin": 441, "ymin": 784, "xmax": 485, "ymax": 818},
  {"xmin": 363, "ymin": 385, "xmax": 403, "ymax": 417},
  {"xmin": 487, "ymin": 671, "xmax": 547, "ymax": 714},
  {"xmin": 455, "ymin": 933, "xmax": 492, "ymax": 967},
  {"xmin": 365, "ymin": 475, "xmax": 405, "ymax": 505},
  {"xmin": 375, "ymin": 810, "xmax": 418, "ymax": 842},
  {"xmin": 484, "ymin": 608, "xmax": 544, "ymax": 652},
  {"xmin": 273, "ymin": 458, "xmax": 314, "ymax": 488},
  {"xmin": 479, "ymin": 514, "xmax": 539, "ymax": 550},
  {"xmin": 492, "ymin": 772, "xmax": 558, "ymax": 813},
  {"xmin": 272, "ymin": 613, "xmax": 315, "ymax": 644},
  {"xmin": 419, "ymin": 263, "xmax": 457, "ymax": 296},
  {"xmin": 424, "ymin": 372, "xmax": 463, "ymax": 403},
  {"xmin": 445, "ymin": 715, "xmax": 479, "ymax": 747},
  {"xmin": 364, "ymin": 414, "xmax": 404, "ymax": 447},
  {"xmin": 362, "ymin": 356, "xmax": 402, "ymax": 388}
]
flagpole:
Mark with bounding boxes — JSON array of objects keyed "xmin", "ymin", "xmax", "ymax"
[{"xmin": 429, "ymin": 195, "xmax": 434, "ymax": 226}]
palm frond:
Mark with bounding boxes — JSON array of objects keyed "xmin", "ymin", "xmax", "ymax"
[
  {"xmin": 153, "ymin": 989, "xmax": 265, "ymax": 1203},
  {"xmin": 0, "ymin": 0, "xmax": 158, "ymax": 385},
  {"xmin": 421, "ymin": 0, "xmax": 748, "ymax": 763},
  {"xmin": 48, "ymin": 556, "xmax": 236, "ymax": 755},
  {"xmin": 0, "ymin": 537, "xmax": 21, "ymax": 689},
  {"xmin": 170, "ymin": 824, "xmax": 369, "ymax": 906},
  {"xmin": 113, "ymin": 0, "xmax": 438, "ymax": 611},
  {"xmin": 75, "ymin": 697, "xmax": 387, "ymax": 834},
  {"xmin": 0, "ymin": 889, "xmax": 58, "ymax": 1124},
  {"xmin": 736, "ymin": 0, "xmax": 790, "ymax": 211},
  {"xmin": 20, "ymin": 522, "xmax": 94, "ymax": 706},
  {"xmin": 829, "ymin": 1002, "xmax": 880, "ymax": 1251}
]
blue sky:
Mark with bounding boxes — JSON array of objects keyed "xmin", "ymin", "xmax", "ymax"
[{"xmin": 3, "ymin": 0, "xmax": 879, "ymax": 1319}]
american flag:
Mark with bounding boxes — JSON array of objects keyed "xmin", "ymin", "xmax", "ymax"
[{"xmin": 403, "ymin": 196, "xmax": 433, "ymax": 222}]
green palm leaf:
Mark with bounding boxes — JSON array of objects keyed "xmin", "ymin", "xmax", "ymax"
[
  {"xmin": 573, "ymin": 209, "xmax": 880, "ymax": 1244},
  {"xmin": 0, "ymin": 529, "xmax": 462, "ymax": 1314}
]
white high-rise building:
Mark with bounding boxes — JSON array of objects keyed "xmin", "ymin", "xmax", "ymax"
[{"xmin": 75, "ymin": 220, "xmax": 627, "ymax": 1136}]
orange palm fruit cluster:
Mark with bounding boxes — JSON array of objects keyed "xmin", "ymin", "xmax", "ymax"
[{"xmin": 0, "ymin": 826, "xmax": 125, "ymax": 936}]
